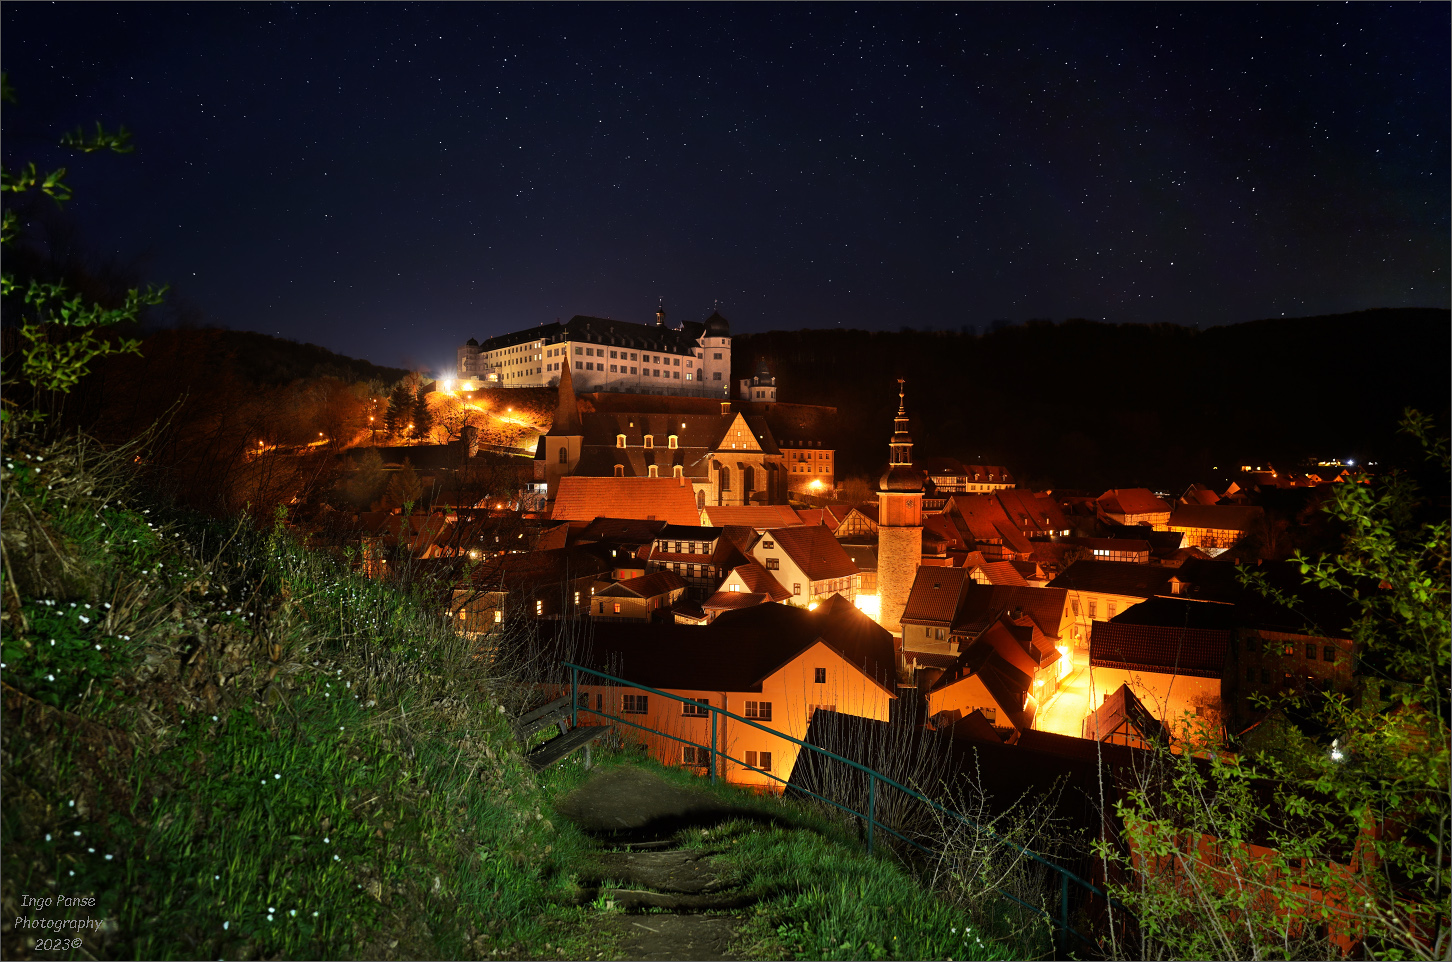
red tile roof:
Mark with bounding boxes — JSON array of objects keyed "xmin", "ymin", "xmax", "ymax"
[
  {"xmin": 702, "ymin": 590, "xmax": 770, "ymax": 612},
  {"xmin": 901, "ymin": 567, "xmax": 970, "ymax": 625},
  {"xmin": 952, "ymin": 584, "xmax": 1071, "ymax": 640},
  {"xmin": 974, "ymin": 561, "xmax": 1029, "ymax": 586},
  {"xmin": 1045, "ymin": 560, "xmax": 1173, "ymax": 599},
  {"xmin": 766, "ymin": 525, "xmax": 859, "ymax": 581},
  {"xmin": 1096, "ymin": 488, "xmax": 1170, "ymax": 517},
  {"xmin": 699, "ymin": 504, "xmax": 804, "ymax": 528},
  {"xmin": 728, "ymin": 560, "xmax": 791, "ymax": 601},
  {"xmin": 1089, "ymin": 622, "xmax": 1231, "ymax": 678},
  {"xmin": 1166, "ymin": 504, "xmax": 1265, "ymax": 532},
  {"xmin": 551, "ymin": 477, "xmax": 702, "ymax": 526},
  {"xmin": 1084, "ymin": 683, "xmax": 1171, "ymax": 744},
  {"xmin": 600, "ymin": 569, "xmax": 687, "ymax": 599}
]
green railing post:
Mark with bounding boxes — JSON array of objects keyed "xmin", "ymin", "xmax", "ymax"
[
  {"xmin": 570, "ymin": 665, "xmax": 579, "ymax": 728},
  {"xmin": 867, "ymin": 775, "xmax": 876, "ymax": 854},
  {"xmin": 710, "ymin": 709, "xmax": 718, "ymax": 784}
]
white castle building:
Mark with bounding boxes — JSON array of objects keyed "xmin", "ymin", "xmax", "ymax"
[{"xmin": 456, "ymin": 304, "xmax": 731, "ymax": 398}]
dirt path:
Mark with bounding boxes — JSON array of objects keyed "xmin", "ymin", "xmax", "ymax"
[{"xmin": 555, "ymin": 767, "xmax": 768, "ymax": 961}]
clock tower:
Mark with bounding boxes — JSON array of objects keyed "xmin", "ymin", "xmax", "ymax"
[{"xmin": 876, "ymin": 379, "xmax": 923, "ymax": 638}]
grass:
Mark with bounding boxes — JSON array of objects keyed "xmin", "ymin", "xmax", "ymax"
[
  {"xmin": 2, "ymin": 432, "xmax": 1057, "ymax": 961},
  {"xmin": 0, "ymin": 435, "xmax": 615, "ymax": 961}
]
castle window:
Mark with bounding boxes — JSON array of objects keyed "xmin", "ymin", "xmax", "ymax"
[
  {"xmin": 714, "ymin": 353, "xmax": 722, "ymax": 360},
  {"xmin": 558, "ymin": 449, "xmax": 567, "ymax": 464},
  {"xmin": 686, "ymin": 373, "xmax": 693, "ymax": 380},
  {"xmin": 713, "ymin": 372, "xmax": 722, "ymax": 380}
]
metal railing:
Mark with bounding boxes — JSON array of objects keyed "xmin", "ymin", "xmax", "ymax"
[{"xmin": 561, "ymin": 661, "xmax": 1123, "ymax": 956}]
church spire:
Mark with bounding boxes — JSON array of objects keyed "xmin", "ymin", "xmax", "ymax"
[
  {"xmin": 878, "ymin": 378, "xmax": 922, "ymax": 492},
  {"xmin": 548, "ymin": 358, "xmax": 582, "ymax": 436}
]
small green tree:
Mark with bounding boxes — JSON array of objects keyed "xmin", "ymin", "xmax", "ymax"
[
  {"xmin": 384, "ymin": 382, "xmax": 413, "ymax": 436},
  {"xmin": 0, "ymin": 74, "xmax": 165, "ymax": 426},
  {"xmin": 412, "ymin": 386, "xmax": 434, "ymax": 440},
  {"xmin": 1097, "ymin": 410, "xmax": 1450, "ymax": 961},
  {"xmin": 383, "ymin": 458, "xmax": 424, "ymax": 510},
  {"xmin": 344, "ymin": 447, "xmax": 387, "ymax": 509}
]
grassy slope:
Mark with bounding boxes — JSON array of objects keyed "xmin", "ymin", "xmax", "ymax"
[{"xmin": 1, "ymin": 432, "xmax": 1041, "ymax": 962}]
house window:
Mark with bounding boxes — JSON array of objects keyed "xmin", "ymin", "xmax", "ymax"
[
  {"xmin": 1107, "ymin": 602, "xmax": 1117, "ymax": 619},
  {"xmin": 644, "ymin": 435, "xmax": 654, "ymax": 448},
  {"xmin": 575, "ymin": 361, "xmax": 582, "ymax": 369},
  {"xmin": 1324, "ymin": 646, "xmax": 1336, "ymax": 662},
  {"xmin": 574, "ymin": 347, "xmax": 583, "ymax": 355},
  {"xmin": 630, "ymin": 352, "xmax": 637, "ymax": 361},
  {"xmin": 558, "ymin": 448, "xmax": 568, "ymax": 464},
  {"xmin": 682, "ymin": 745, "xmax": 707, "ymax": 766},
  {"xmin": 744, "ymin": 750, "xmax": 772, "ymax": 772},
  {"xmin": 631, "ymin": 366, "xmax": 638, "ymax": 374},
  {"xmin": 493, "ymin": 610, "xmax": 502, "ymax": 623},
  {"xmin": 765, "ymin": 558, "xmax": 779, "ymax": 570},
  {"xmin": 1283, "ymin": 644, "xmax": 1295, "ymax": 657},
  {"xmin": 610, "ymin": 350, "xmax": 618, "ymax": 359},
  {"xmin": 610, "ymin": 364, "xmax": 618, "ymax": 373},
  {"xmin": 623, "ymin": 694, "xmax": 648, "ymax": 714},
  {"xmin": 1071, "ymin": 600, "xmax": 1081, "ymax": 616},
  {"xmin": 1306, "ymin": 643, "xmax": 1317, "ymax": 660},
  {"xmin": 682, "ymin": 699, "xmax": 710, "ymax": 716},
  {"xmin": 1087, "ymin": 601, "xmax": 1097, "ymax": 619},
  {"xmin": 728, "ymin": 583, "xmax": 740, "ymax": 592},
  {"xmin": 713, "ymin": 372, "xmax": 722, "ymax": 380},
  {"xmin": 574, "ymin": 591, "xmax": 580, "ymax": 606},
  {"xmin": 762, "ymin": 539, "xmax": 775, "ymax": 549},
  {"xmin": 814, "ymin": 667, "xmax": 826, "ymax": 684},
  {"xmin": 793, "ymin": 584, "xmax": 801, "ymax": 595},
  {"xmin": 535, "ymin": 600, "xmax": 542, "ymax": 615},
  {"xmin": 613, "ymin": 602, "xmax": 622, "ymax": 613},
  {"xmin": 744, "ymin": 701, "xmax": 772, "ymax": 721}
]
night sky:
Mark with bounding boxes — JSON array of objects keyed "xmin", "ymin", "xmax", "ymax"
[{"xmin": 3, "ymin": 3, "xmax": 1447, "ymax": 373}]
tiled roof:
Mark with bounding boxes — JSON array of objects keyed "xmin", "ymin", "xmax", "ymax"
[
  {"xmin": 1046, "ymin": 560, "xmax": 1173, "ymax": 599},
  {"xmin": 1166, "ymin": 504, "xmax": 1265, "ymax": 531},
  {"xmin": 952, "ymin": 584, "xmax": 1070, "ymax": 640},
  {"xmin": 839, "ymin": 543, "xmax": 877, "ymax": 572},
  {"xmin": 1110, "ymin": 596, "xmax": 1237, "ymax": 632},
  {"xmin": 974, "ymin": 561, "xmax": 1029, "ymax": 586},
  {"xmin": 464, "ymin": 547, "xmax": 613, "ymax": 592},
  {"xmin": 1084, "ymin": 683, "xmax": 1171, "ymax": 744},
  {"xmin": 902, "ymin": 567, "xmax": 970, "ymax": 625},
  {"xmin": 930, "ymin": 638, "xmax": 1036, "ymax": 731},
  {"xmin": 765, "ymin": 525, "xmax": 860, "ymax": 581},
  {"xmin": 996, "ymin": 489, "xmax": 1068, "ymax": 535},
  {"xmin": 574, "ymin": 517, "xmax": 670, "ymax": 544},
  {"xmin": 1090, "ymin": 622, "xmax": 1231, "ymax": 678},
  {"xmin": 1179, "ymin": 484, "xmax": 1222, "ymax": 507},
  {"xmin": 702, "ymin": 590, "xmax": 770, "ymax": 611},
  {"xmin": 551, "ymin": 477, "xmax": 702, "ymax": 526},
  {"xmin": 728, "ymin": 560, "xmax": 791, "ymax": 601},
  {"xmin": 700, "ymin": 505, "xmax": 804, "ymax": 528},
  {"xmin": 1097, "ymin": 488, "xmax": 1171, "ymax": 517},
  {"xmin": 922, "ymin": 512, "xmax": 966, "ymax": 549},
  {"xmin": 598, "ymin": 569, "xmax": 687, "ymax": 599},
  {"xmin": 559, "ymin": 595, "xmax": 896, "ymax": 694}
]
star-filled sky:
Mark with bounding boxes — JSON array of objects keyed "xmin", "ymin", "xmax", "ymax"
[{"xmin": 3, "ymin": 3, "xmax": 1447, "ymax": 373}]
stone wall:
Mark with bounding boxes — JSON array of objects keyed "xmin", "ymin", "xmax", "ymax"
[{"xmin": 877, "ymin": 526, "xmax": 922, "ymax": 635}]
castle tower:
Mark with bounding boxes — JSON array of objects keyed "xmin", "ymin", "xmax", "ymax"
[
  {"xmin": 699, "ymin": 309, "xmax": 732, "ymax": 397},
  {"xmin": 876, "ymin": 378, "xmax": 923, "ymax": 638},
  {"xmin": 539, "ymin": 360, "xmax": 583, "ymax": 500}
]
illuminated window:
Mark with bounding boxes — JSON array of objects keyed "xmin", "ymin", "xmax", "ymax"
[
  {"xmin": 535, "ymin": 600, "xmax": 543, "ymax": 615},
  {"xmin": 673, "ymin": 465, "xmax": 683, "ymax": 478},
  {"xmin": 793, "ymin": 583, "xmax": 801, "ymax": 595},
  {"xmin": 644, "ymin": 435, "xmax": 653, "ymax": 448},
  {"xmin": 668, "ymin": 435, "xmax": 678, "ymax": 448},
  {"xmin": 648, "ymin": 465, "xmax": 658, "ymax": 478},
  {"xmin": 493, "ymin": 610, "xmax": 502, "ymax": 624},
  {"xmin": 728, "ymin": 583, "xmax": 740, "ymax": 592},
  {"xmin": 617, "ymin": 434, "xmax": 626, "ymax": 448},
  {"xmin": 1283, "ymin": 644, "xmax": 1295, "ymax": 657},
  {"xmin": 573, "ymin": 591, "xmax": 580, "ymax": 606},
  {"xmin": 613, "ymin": 602, "xmax": 621, "ymax": 613}
]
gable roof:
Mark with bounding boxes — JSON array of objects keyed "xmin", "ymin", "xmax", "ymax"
[
  {"xmin": 551, "ymin": 477, "xmax": 702, "ymax": 526},
  {"xmin": 1166, "ymin": 504, "xmax": 1265, "ymax": 532},
  {"xmin": 765, "ymin": 525, "xmax": 860, "ymax": 581},
  {"xmin": 953, "ymin": 583, "xmax": 1070, "ymax": 639},
  {"xmin": 574, "ymin": 517, "xmax": 670, "ymax": 545},
  {"xmin": 1046, "ymin": 560, "xmax": 1173, "ymax": 599},
  {"xmin": 929, "ymin": 637, "xmax": 1037, "ymax": 731},
  {"xmin": 700, "ymin": 504, "xmax": 804, "ymax": 528},
  {"xmin": 1097, "ymin": 488, "xmax": 1171, "ymax": 517},
  {"xmin": 702, "ymin": 590, "xmax": 770, "ymax": 613},
  {"xmin": 839, "ymin": 542, "xmax": 877, "ymax": 572},
  {"xmin": 597, "ymin": 569, "xmax": 686, "ymax": 599},
  {"xmin": 1090, "ymin": 621, "xmax": 1231, "ymax": 678},
  {"xmin": 565, "ymin": 596, "xmax": 896, "ymax": 694},
  {"xmin": 901, "ymin": 567, "xmax": 971, "ymax": 625},
  {"xmin": 727, "ymin": 560, "xmax": 791, "ymax": 601},
  {"xmin": 973, "ymin": 560, "xmax": 1030, "ymax": 586},
  {"xmin": 1084, "ymin": 683, "xmax": 1172, "ymax": 745}
]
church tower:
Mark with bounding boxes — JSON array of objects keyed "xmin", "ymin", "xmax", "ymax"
[
  {"xmin": 539, "ymin": 360, "xmax": 583, "ymax": 500},
  {"xmin": 876, "ymin": 379, "xmax": 922, "ymax": 638}
]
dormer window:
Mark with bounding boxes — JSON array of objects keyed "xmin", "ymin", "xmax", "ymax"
[
  {"xmin": 648, "ymin": 465, "xmax": 658, "ymax": 478},
  {"xmin": 668, "ymin": 435, "xmax": 678, "ymax": 449},
  {"xmin": 614, "ymin": 464, "xmax": 624, "ymax": 477},
  {"xmin": 644, "ymin": 435, "xmax": 654, "ymax": 449},
  {"xmin": 617, "ymin": 434, "xmax": 626, "ymax": 448},
  {"xmin": 673, "ymin": 465, "xmax": 683, "ymax": 478}
]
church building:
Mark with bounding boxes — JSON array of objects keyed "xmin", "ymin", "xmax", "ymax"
[{"xmin": 876, "ymin": 379, "xmax": 924, "ymax": 638}]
